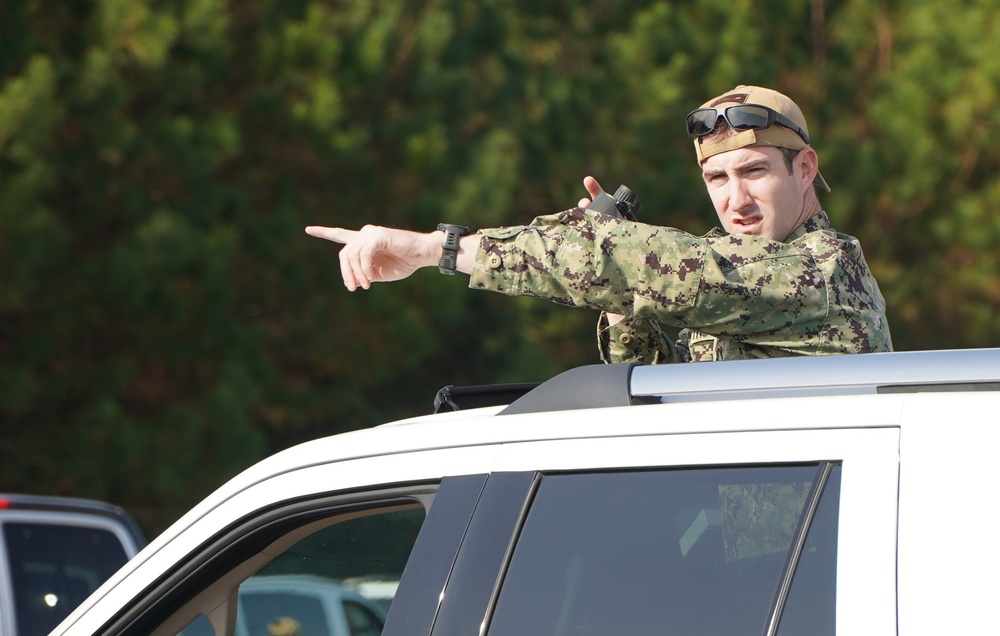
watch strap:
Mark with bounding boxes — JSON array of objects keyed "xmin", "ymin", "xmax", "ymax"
[{"xmin": 437, "ymin": 223, "xmax": 471, "ymax": 275}]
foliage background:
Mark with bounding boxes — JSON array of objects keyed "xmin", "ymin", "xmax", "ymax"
[{"xmin": 2, "ymin": 0, "xmax": 998, "ymax": 535}]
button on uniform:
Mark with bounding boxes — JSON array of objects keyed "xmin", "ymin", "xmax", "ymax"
[
  {"xmin": 619, "ymin": 333, "xmax": 633, "ymax": 346},
  {"xmin": 488, "ymin": 253, "xmax": 503, "ymax": 269}
]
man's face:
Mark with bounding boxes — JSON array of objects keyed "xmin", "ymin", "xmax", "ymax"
[{"xmin": 700, "ymin": 146, "xmax": 813, "ymax": 241}]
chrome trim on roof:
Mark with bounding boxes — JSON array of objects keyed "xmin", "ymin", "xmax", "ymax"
[{"xmin": 629, "ymin": 348, "xmax": 1000, "ymax": 400}]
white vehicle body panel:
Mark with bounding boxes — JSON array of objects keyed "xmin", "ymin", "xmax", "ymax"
[{"xmin": 896, "ymin": 392, "xmax": 1000, "ymax": 633}]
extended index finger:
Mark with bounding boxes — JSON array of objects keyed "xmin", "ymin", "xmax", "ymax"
[{"xmin": 305, "ymin": 226, "xmax": 357, "ymax": 245}]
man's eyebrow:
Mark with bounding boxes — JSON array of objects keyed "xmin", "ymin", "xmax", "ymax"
[
  {"xmin": 703, "ymin": 157, "xmax": 774, "ymax": 179},
  {"xmin": 734, "ymin": 158, "xmax": 773, "ymax": 172}
]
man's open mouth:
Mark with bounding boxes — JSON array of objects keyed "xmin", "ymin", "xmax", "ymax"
[{"xmin": 733, "ymin": 216, "xmax": 762, "ymax": 228}]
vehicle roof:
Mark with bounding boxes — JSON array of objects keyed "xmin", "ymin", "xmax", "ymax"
[
  {"xmin": 0, "ymin": 493, "xmax": 145, "ymax": 541},
  {"xmin": 0, "ymin": 493, "xmax": 126, "ymax": 515},
  {"xmin": 138, "ymin": 348, "xmax": 996, "ymax": 540}
]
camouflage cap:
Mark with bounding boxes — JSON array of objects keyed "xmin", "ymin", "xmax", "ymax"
[{"xmin": 693, "ymin": 85, "xmax": 830, "ymax": 192}]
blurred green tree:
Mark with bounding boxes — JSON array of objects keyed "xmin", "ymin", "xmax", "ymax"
[{"xmin": 1, "ymin": 0, "xmax": 997, "ymax": 534}]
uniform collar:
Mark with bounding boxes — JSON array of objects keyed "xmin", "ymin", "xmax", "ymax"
[{"xmin": 784, "ymin": 210, "xmax": 831, "ymax": 242}]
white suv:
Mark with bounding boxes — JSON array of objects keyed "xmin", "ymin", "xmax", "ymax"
[{"xmin": 52, "ymin": 348, "xmax": 999, "ymax": 636}]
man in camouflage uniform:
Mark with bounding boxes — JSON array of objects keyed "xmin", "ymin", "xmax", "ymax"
[{"xmin": 307, "ymin": 85, "xmax": 892, "ymax": 363}]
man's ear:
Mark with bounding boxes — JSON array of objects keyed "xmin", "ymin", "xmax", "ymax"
[{"xmin": 797, "ymin": 147, "xmax": 820, "ymax": 193}]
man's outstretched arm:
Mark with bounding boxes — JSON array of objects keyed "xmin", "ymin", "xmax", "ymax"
[
  {"xmin": 304, "ymin": 225, "xmax": 481, "ymax": 290},
  {"xmin": 306, "ymin": 176, "xmax": 613, "ymax": 293}
]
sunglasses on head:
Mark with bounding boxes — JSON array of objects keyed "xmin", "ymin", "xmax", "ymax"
[{"xmin": 686, "ymin": 104, "xmax": 810, "ymax": 144}]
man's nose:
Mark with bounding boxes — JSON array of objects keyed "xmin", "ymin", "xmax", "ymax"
[{"xmin": 728, "ymin": 178, "xmax": 752, "ymax": 210}]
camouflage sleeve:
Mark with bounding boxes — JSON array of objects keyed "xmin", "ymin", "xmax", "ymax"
[
  {"xmin": 596, "ymin": 314, "xmax": 686, "ymax": 364},
  {"xmin": 469, "ymin": 208, "xmax": 831, "ymax": 335}
]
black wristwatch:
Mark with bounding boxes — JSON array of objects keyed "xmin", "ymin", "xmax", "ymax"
[{"xmin": 437, "ymin": 223, "xmax": 471, "ymax": 275}]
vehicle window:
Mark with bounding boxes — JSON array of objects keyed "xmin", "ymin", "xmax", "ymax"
[
  {"xmin": 233, "ymin": 507, "xmax": 422, "ymax": 636},
  {"xmin": 240, "ymin": 590, "xmax": 329, "ymax": 635},
  {"xmin": 486, "ymin": 465, "xmax": 839, "ymax": 636},
  {"xmin": 343, "ymin": 599, "xmax": 384, "ymax": 636},
  {"xmin": 177, "ymin": 615, "xmax": 214, "ymax": 636},
  {"xmin": 776, "ymin": 464, "xmax": 841, "ymax": 635},
  {"xmin": 3, "ymin": 522, "xmax": 130, "ymax": 636}
]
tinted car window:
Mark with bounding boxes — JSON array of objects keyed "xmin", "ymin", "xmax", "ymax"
[
  {"xmin": 486, "ymin": 465, "xmax": 839, "ymax": 636},
  {"xmin": 3, "ymin": 522, "xmax": 129, "ymax": 636},
  {"xmin": 343, "ymin": 599, "xmax": 384, "ymax": 636},
  {"xmin": 776, "ymin": 464, "xmax": 841, "ymax": 635},
  {"xmin": 253, "ymin": 508, "xmax": 422, "ymax": 585},
  {"xmin": 234, "ymin": 507, "xmax": 421, "ymax": 636},
  {"xmin": 240, "ymin": 591, "xmax": 330, "ymax": 636}
]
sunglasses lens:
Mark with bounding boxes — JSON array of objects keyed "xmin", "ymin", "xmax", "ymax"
[
  {"xmin": 687, "ymin": 103, "xmax": 808, "ymax": 144},
  {"xmin": 686, "ymin": 109, "xmax": 720, "ymax": 137},
  {"xmin": 725, "ymin": 105, "xmax": 772, "ymax": 131}
]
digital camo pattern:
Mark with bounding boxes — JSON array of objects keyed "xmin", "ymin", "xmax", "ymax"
[{"xmin": 470, "ymin": 208, "xmax": 893, "ymax": 363}]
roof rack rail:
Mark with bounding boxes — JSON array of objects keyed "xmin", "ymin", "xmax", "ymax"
[
  {"xmin": 631, "ymin": 348, "xmax": 1000, "ymax": 401},
  {"xmin": 499, "ymin": 363, "xmax": 650, "ymax": 415},
  {"xmin": 434, "ymin": 382, "xmax": 540, "ymax": 413},
  {"xmin": 491, "ymin": 348, "xmax": 1000, "ymax": 415}
]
